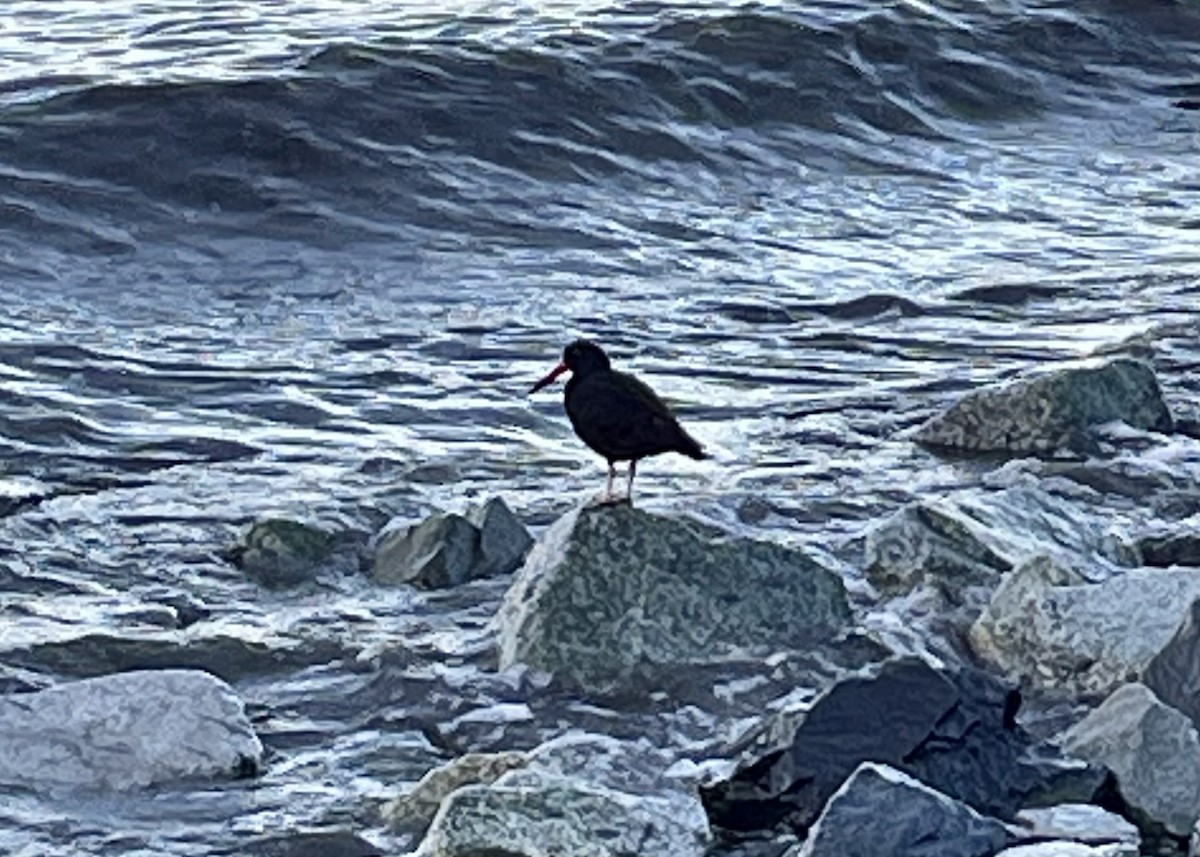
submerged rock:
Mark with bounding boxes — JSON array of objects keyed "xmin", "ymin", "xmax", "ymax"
[
  {"xmin": 1014, "ymin": 804, "xmax": 1140, "ymax": 851},
  {"xmin": 914, "ymin": 358, "xmax": 1172, "ymax": 455},
  {"xmin": 235, "ymin": 831, "xmax": 382, "ymax": 857},
  {"xmin": 702, "ymin": 657, "xmax": 1104, "ymax": 834},
  {"xmin": 496, "ymin": 503, "xmax": 851, "ymax": 694},
  {"xmin": 787, "ymin": 762, "xmax": 1013, "ymax": 857},
  {"xmin": 969, "ymin": 556, "xmax": 1200, "ymax": 696},
  {"xmin": 995, "ymin": 844, "xmax": 1132, "ymax": 857},
  {"xmin": 1059, "ymin": 682, "xmax": 1200, "ymax": 838},
  {"xmin": 371, "ymin": 497, "xmax": 533, "ymax": 589},
  {"xmin": 231, "ymin": 517, "xmax": 335, "ymax": 588},
  {"xmin": 414, "ymin": 734, "xmax": 710, "ymax": 857},
  {"xmin": 0, "ymin": 669, "xmax": 261, "ymax": 792},
  {"xmin": 1143, "ymin": 597, "xmax": 1200, "ymax": 728}
]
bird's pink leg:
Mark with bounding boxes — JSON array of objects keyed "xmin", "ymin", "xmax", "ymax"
[
  {"xmin": 626, "ymin": 460, "xmax": 637, "ymax": 503},
  {"xmin": 606, "ymin": 462, "xmax": 616, "ymax": 501}
]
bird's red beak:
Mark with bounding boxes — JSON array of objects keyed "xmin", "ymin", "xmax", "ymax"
[{"xmin": 530, "ymin": 362, "xmax": 569, "ymax": 394}]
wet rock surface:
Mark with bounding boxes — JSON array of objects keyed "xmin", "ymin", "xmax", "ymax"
[
  {"xmin": 1143, "ymin": 597, "xmax": 1200, "ymax": 728},
  {"xmin": 497, "ymin": 503, "xmax": 852, "ymax": 694},
  {"xmin": 230, "ymin": 517, "xmax": 338, "ymax": 588},
  {"xmin": 914, "ymin": 358, "xmax": 1173, "ymax": 455},
  {"xmin": 0, "ymin": 669, "xmax": 261, "ymax": 792}
]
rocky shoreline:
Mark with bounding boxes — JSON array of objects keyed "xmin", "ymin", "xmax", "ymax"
[{"xmin": 2, "ymin": 354, "xmax": 1199, "ymax": 857}]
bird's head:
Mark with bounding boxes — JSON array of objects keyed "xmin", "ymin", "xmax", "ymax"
[{"xmin": 529, "ymin": 339, "xmax": 611, "ymax": 393}]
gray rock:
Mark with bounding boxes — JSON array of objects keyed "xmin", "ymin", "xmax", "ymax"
[
  {"xmin": 416, "ymin": 734, "xmax": 710, "ymax": 857},
  {"xmin": 1143, "ymin": 597, "xmax": 1200, "ymax": 729},
  {"xmin": 0, "ymin": 669, "xmax": 261, "ymax": 792},
  {"xmin": 372, "ymin": 497, "xmax": 532, "ymax": 589},
  {"xmin": 788, "ymin": 762, "xmax": 1012, "ymax": 857},
  {"xmin": 1140, "ymin": 532, "xmax": 1200, "ymax": 568},
  {"xmin": 1059, "ymin": 683, "xmax": 1200, "ymax": 837},
  {"xmin": 969, "ymin": 556, "xmax": 1200, "ymax": 696},
  {"xmin": 1014, "ymin": 804, "xmax": 1140, "ymax": 850},
  {"xmin": 914, "ymin": 358, "xmax": 1172, "ymax": 455},
  {"xmin": 231, "ymin": 518, "xmax": 335, "ymax": 588},
  {"xmin": 234, "ymin": 832, "xmax": 382, "ymax": 857},
  {"xmin": 496, "ymin": 503, "xmax": 851, "ymax": 694}
]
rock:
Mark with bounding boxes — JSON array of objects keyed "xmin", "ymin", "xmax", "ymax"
[
  {"xmin": 231, "ymin": 518, "xmax": 335, "ymax": 587},
  {"xmin": 371, "ymin": 497, "xmax": 532, "ymax": 589},
  {"xmin": 0, "ymin": 669, "xmax": 261, "ymax": 792},
  {"xmin": 496, "ymin": 503, "xmax": 851, "ymax": 694},
  {"xmin": 1059, "ymin": 682, "xmax": 1200, "ymax": 838},
  {"xmin": 1143, "ymin": 597, "xmax": 1200, "ymax": 728},
  {"xmin": 969, "ymin": 556, "xmax": 1200, "ymax": 696},
  {"xmin": 0, "ymin": 630, "xmax": 350, "ymax": 683},
  {"xmin": 702, "ymin": 657, "xmax": 1105, "ymax": 834},
  {"xmin": 234, "ymin": 831, "xmax": 382, "ymax": 857},
  {"xmin": 914, "ymin": 358, "xmax": 1172, "ymax": 455},
  {"xmin": 995, "ymin": 844, "xmax": 1132, "ymax": 857},
  {"xmin": 1014, "ymin": 804, "xmax": 1140, "ymax": 850},
  {"xmin": 415, "ymin": 734, "xmax": 710, "ymax": 857},
  {"xmin": 1139, "ymin": 532, "xmax": 1200, "ymax": 568},
  {"xmin": 786, "ymin": 762, "xmax": 1013, "ymax": 857},
  {"xmin": 384, "ymin": 750, "xmax": 530, "ymax": 833}
]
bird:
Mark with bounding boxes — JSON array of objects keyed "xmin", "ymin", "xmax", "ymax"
[{"xmin": 529, "ymin": 339, "xmax": 708, "ymax": 502}]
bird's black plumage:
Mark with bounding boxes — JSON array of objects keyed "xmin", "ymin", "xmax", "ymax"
[{"xmin": 530, "ymin": 340, "xmax": 707, "ymax": 500}]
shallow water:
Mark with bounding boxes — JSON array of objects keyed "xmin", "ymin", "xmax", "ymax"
[{"xmin": 0, "ymin": 0, "xmax": 1198, "ymax": 853}]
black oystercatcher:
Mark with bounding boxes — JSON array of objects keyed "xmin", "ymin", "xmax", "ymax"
[{"xmin": 529, "ymin": 340, "xmax": 708, "ymax": 501}]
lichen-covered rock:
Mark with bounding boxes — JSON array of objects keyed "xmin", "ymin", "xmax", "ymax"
[
  {"xmin": 914, "ymin": 358, "xmax": 1172, "ymax": 455},
  {"xmin": 372, "ymin": 497, "xmax": 532, "ymax": 589},
  {"xmin": 0, "ymin": 669, "xmax": 261, "ymax": 792},
  {"xmin": 1143, "ymin": 597, "xmax": 1200, "ymax": 728},
  {"xmin": 384, "ymin": 751, "xmax": 530, "ymax": 833},
  {"xmin": 496, "ymin": 503, "xmax": 851, "ymax": 694},
  {"xmin": 787, "ymin": 763, "xmax": 1013, "ymax": 857},
  {"xmin": 415, "ymin": 734, "xmax": 710, "ymax": 857},
  {"xmin": 1059, "ymin": 683, "xmax": 1200, "ymax": 838},
  {"xmin": 970, "ymin": 557, "xmax": 1200, "ymax": 696},
  {"xmin": 231, "ymin": 517, "xmax": 334, "ymax": 588}
]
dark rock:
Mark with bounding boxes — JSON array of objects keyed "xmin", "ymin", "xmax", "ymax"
[
  {"xmin": 230, "ymin": 518, "xmax": 335, "ymax": 588},
  {"xmin": 371, "ymin": 497, "xmax": 533, "ymax": 589},
  {"xmin": 1143, "ymin": 598, "xmax": 1200, "ymax": 728},
  {"xmin": 1139, "ymin": 532, "xmax": 1200, "ymax": 568},
  {"xmin": 1059, "ymin": 682, "xmax": 1200, "ymax": 838},
  {"xmin": 497, "ymin": 503, "xmax": 851, "ymax": 695},
  {"xmin": 702, "ymin": 658, "xmax": 1105, "ymax": 834},
  {"xmin": 914, "ymin": 358, "xmax": 1172, "ymax": 455},
  {"xmin": 787, "ymin": 762, "xmax": 1013, "ymax": 857},
  {"xmin": 236, "ymin": 832, "xmax": 382, "ymax": 857}
]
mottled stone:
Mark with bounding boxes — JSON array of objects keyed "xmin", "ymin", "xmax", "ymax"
[
  {"xmin": 416, "ymin": 734, "xmax": 710, "ymax": 857},
  {"xmin": 371, "ymin": 497, "xmax": 532, "ymax": 589},
  {"xmin": 914, "ymin": 358, "xmax": 1172, "ymax": 455},
  {"xmin": 970, "ymin": 555, "xmax": 1200, "ymax": 696},
  {"xmin": 1140, "ymin": 532, "xmax": 1200, "ymax": 568},
  {"xmin": 1060, "ymin": 683, "xmax": 1200, "ymax": 837},
  {"xmin": 384, "ymin": 751, "xmax": 530, "ymax": 833},
  {"xmin": 237, "ymin": 831, "xmax": 382, "ymax": 857},
  {"xmin": 0, "ymin": 669, "xmax": 261, "ymax": 792},
  {"xmin": 787, "ymin": 763, "xmax": 1012, "ymax": 857},
  {"xmin": 995, "ymin": 844, "xmax": 1131, "ymax": 857},
  {"xmin": 231, "ymin": 517, "xmax": 334, "ymax": 588},
  {"xmin": 1143, "ymin": 597, "xmax": 1200, "ymax": 728},
  {"xmin": 496, "ymin": 503, "xmax": 851, "ymax": 694}
]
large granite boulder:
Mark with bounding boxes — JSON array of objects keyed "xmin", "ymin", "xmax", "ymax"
[
  {"xmin": 414, "ymin": 734, "xmax": 710, "ymax": 857},
  {"xmin": 496, "ymin": 503, "xmax": 851, "ymax": 694},
  {"xmin": 1143, "ymin": 597, "xmax": 1200, "ymax": 728},
  {"xmin": 702, "ymin": 657, "xmax": 1104, "ymax": 834},
  {"xmin": 970, "ymin": 556, "xmax": 1200, "ymax": 696},
  {"xmin": 384, "ymin": 750, "xmax": 530, "ymax": 834},
  {"xmin": 786, "ymin": 762, "xmax": 1013, "ymax": 857},
  {"xmin": 914, "ymin": 358, "xmax": 1172, "ymax": 455},
  {"xmin": 372, "ymin": 497, "xmax": 533, "ymax": 589},
  {"xmin": 0, "ymin": 669, "xmax": 261, "ymax": 791},
  {"xmin": 1059, "ymin": 682, "xmax": 1200, "ymax": 838}
]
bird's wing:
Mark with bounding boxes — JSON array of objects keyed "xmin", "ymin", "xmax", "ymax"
[{"xmin": 569, "ymin": 371, "xmax": 688, "ymax": 460}]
